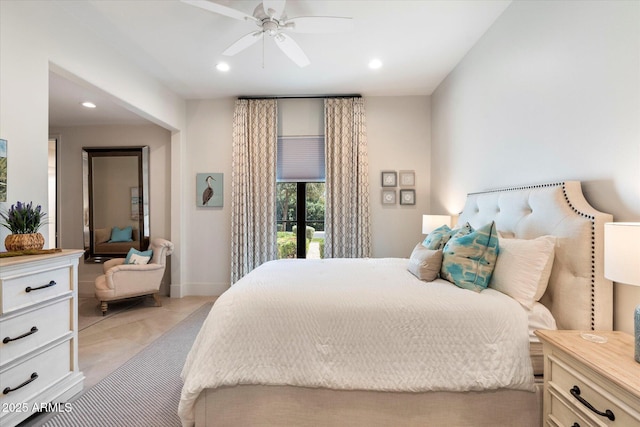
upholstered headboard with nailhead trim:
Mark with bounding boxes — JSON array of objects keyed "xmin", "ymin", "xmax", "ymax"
[{"xmin": 457, "ymin": 181, "xmax": 613, "ymax": 331}]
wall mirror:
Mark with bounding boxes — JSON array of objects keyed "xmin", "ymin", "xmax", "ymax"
[{"xmin": 83, "ymin": 146, "xmax": 150, "ymax": 262}]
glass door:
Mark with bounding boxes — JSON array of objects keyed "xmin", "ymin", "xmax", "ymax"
[{"xmin": 276, "ymin": 182, "xmax": 325, "ymax": 259}]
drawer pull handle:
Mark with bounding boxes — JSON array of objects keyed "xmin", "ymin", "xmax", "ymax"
[
  {"xmin": 25, "ymin": 280, "xmax": 56, "ymax": 293},
  {"xmin": 2, "ymin": 372, "xmax": 38, "ymax": 395},
  {"xmin": 3, "ymin": 326, "xmax": 38, "ymax": 344},
  {"xmin": 570, "ymin": 385, "xmax": 615, "ymax": 421}
]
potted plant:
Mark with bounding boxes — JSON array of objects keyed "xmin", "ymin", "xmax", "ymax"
[{"xmin": 1, "ymin": 201, "xmax": 47, "ymax": 251}]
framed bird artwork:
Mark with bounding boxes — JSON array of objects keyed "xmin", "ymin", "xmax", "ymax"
[{"xmin": 196, "ymin": 173, "xmax": 223, "ymax": 207}]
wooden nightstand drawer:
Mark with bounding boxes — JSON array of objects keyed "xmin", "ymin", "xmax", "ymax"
[
  {"xmin": 549, "ymin": 353, "xmax": 639, "ymax": 426},
  {"xmin": 536, "ymin": 330, "xmax": 640, "ymax": 427},
  {"xmin": 548, "ymin": 386, "xmax": 595, "ymax": 427},
  {"xmin": 0, "ymin": 265, "xmax": 71, "ymax": 314}
]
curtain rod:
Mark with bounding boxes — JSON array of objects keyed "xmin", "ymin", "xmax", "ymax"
[{"xmin": 237, "ymin": 94, "xmax": 362, "ymax": 100}]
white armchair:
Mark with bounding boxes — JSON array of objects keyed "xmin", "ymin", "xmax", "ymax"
[{"xmin": 95, "ymin": 238, "xmax": 173, "ymax": 315}]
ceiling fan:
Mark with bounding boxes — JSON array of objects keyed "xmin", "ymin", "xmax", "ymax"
[{"xmin": 181, "ymin": 0, "xmax": 353, "ymax": 67}]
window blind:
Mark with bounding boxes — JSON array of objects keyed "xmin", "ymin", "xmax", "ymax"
[{"xmin": 277, "ymin": 136, "xmax": 325, "ymax": 182}]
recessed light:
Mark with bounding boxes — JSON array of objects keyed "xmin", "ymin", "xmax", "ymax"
[
  {"xmin": 216, "ymin": 62, "xmax": 230, "ymax": 72},
  {"xmin": 368, "ymin": 59, "xmax": 383, "ymax": 70},
  {"xmin": 81, "ymin": 101, "xmax": 97, "ymax": 108}
]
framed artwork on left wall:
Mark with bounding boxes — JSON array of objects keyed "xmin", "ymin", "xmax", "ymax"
[
  {"xmin": 196, "ymin": 173, "xmax": 223, "ymax": 207},
  {"xmin": 0, "ymin": 139, "xmax": 6, "ymax": 202}
]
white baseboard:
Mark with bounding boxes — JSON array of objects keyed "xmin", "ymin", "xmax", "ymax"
[
  {"xmin": 171, "ymin": 282, "xmax": 229, "ymax": 298},
  {"xmin": 81, "ymin": 279, "xmax": 226, "ymax": 299}
]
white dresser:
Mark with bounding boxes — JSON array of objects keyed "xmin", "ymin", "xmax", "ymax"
[
  {"xmin": 536, "ymin": 330, "xmax": 640, "ymax": 427},
  {"xmin": 0, "ymin": 250, "xmax": 84, "ymax": 427}
]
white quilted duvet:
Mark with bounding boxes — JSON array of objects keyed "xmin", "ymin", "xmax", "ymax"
[{"xmin": 179, "ymin": 258, "xmax": 534, "ymax": 426}]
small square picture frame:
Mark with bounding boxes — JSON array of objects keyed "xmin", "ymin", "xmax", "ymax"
[
  {"xmin": 399, "ymin": 170, "xmax": 415, "ymax": 187},
  {"xmin": 381, "ymin": 171, "xmax": 397, "ymax": 187},
  {"xmin": 400, "ymin": 189, "xmax": 415, "ymax": 205},
  {"xmin": 381, "ymin": 189, "xmax": 396, "ymax": 205}
]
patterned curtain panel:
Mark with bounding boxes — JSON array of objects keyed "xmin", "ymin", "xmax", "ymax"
[
  {"xmin": 324, "ymin": 97, "xmax": 372, "ymax": 258},
  {"xmin": 230, "ymin": 99, "xmax": 278, "ymax": 283}
]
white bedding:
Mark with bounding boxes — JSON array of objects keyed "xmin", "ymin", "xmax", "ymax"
[
  {"xmin": 179, "ymin": 258, "xmax": 535, "ymax": 426},
  {"xmin": 527, "ymin": 302, "xmax": 557, "ymax": 341}
]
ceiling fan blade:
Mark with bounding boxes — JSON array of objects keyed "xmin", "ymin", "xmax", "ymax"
[
  {"xmin": 180, "ymin": 0, "xmax": 258, "ymax": 22},
  {"xmin": 274, "ymin": 33, "xmax": 310, "ymax": 68},
  {"xmin": 284, "ymin": 16, "xmax": 353, "ymax": 33},
  {"xmin": 262, "ymin": 0, "xmax": 286, "ymax": 19},
  {"xmin": 223, "ymin": 31, "xmax": 264, "ymax": 56}
]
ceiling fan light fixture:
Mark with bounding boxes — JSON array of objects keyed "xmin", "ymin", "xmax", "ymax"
[
  {"xmin": 81, "ymin": 101, "xmax": 97, "ymax": 108},
  {"xmin": 263, "ymin": 20, "xmax": 279, "ymax": 36}
]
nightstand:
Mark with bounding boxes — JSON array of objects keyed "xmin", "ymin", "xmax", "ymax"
[{"xmin": 535, "ymin": 330, "xmax": 640, "ymax": 427}]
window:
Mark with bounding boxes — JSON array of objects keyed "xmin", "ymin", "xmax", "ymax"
[{"xmin": 276, "ymin": 136, "xmax": 325, "ymax": 259}]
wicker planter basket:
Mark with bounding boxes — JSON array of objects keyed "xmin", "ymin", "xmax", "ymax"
[{"xmin": 5, "ymin": 233, "xmax": 45, "ymax": 251}]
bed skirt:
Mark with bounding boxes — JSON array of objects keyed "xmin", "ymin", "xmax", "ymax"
[{"xmin": 194, "ymin": 381, "xmax": 543, "ymax": 427}]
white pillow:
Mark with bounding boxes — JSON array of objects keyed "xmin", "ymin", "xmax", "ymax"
[
  {"xmin": 128, "ymin": 253, "xmax": 151, "ymax": 265},
  {"xmin": 527, "ymin": 302, "xmax": 557, "ymax": 340},
  {"xmin": 489, "ymin": 235, "xmax": 556, "ymax": 309},
  {"xmin": 407, "ymin": 244, "xmax": 443, "ymax": 282}
]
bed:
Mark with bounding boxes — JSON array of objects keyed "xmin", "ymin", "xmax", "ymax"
[{"xmin": 179, "ymin": 181, "xmax": 613, "ymax": 427}]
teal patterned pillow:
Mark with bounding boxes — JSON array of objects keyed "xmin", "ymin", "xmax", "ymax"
[
  {"xmin": 441, "ymin": 221, "xmax": 499, "ymax": 292},
  {"xmin": 422, "ymin": 223, "xmax": 473, "ymax": 250},
  {"xmin": 422, "ymin": 224, "xmax": 452, "ymax": 250}
]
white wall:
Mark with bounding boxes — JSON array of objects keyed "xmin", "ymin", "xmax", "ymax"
[
  {"xmin": 431, "ymin": 0, "xmax": 640, "ymax": 333},
  {"xmin": 367, "ymin": 96, "xmax": 432, "ymax": 257},
  {"xmin": 51, "ymin": 124, "xmax": 172, "ymax": 296},
  {"xmin": 0, "ymin": 1, "xmax": 186, "ymax": 293},
  {"xmin": 183, "ymin": 96, "xmax": 431, "ymax": 294},
  {"xmin": 279, "ymin": 98, "xmax": 324, "ymax": 136},
  {"xmin": 183, "ymin": 98, "xmax": 235, "ymax": 295}
]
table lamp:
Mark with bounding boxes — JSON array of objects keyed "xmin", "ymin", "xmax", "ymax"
[
  {"xmin": 604, "ymin": 222, "xmax": 640, "ymax": 363},
  {"xmin": 422, "ymin": 215, "xmax": 452, "ymax": 235}
]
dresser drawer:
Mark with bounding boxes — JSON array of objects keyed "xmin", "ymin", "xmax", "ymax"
[
  {"xmin": 0, "ymin": 266, "xmax": 71, "ymax": 314},
  {"xmin": 549, "ymin": 354, "xmax": 640, "ymax": 426},
  {"xmin": 0, "ymin": 297, "xmax": 71, "ymax": 366},
  {"xmin": 0, "ymin": 340, "xmax": 72, "ymax": 408}
]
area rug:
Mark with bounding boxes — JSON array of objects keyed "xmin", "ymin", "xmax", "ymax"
[{"xmin": 39, "ymin": 302, "xmax": 213, "ymax": 427}]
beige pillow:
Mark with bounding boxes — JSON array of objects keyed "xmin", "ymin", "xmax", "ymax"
[
  {"xmin": 489, "ymin": 235, "xmax": 556, "ymax": 309},
  {"xmin": 407, "ymin": 244, "xmax": 443, "ymax": 282}
]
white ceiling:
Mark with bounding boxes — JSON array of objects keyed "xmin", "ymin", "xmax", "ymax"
[{"xmin": 49, "ymin": 0, "xmax": 511, "ymax": 127}]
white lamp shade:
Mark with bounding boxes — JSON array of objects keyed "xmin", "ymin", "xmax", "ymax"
[
  {"xmin": 604, "ymin": 222, "xmax": 640, "ymax": 286},
  {"xmin": 422, "ymin": 215, "xmax": 451, "ymax": 235}
]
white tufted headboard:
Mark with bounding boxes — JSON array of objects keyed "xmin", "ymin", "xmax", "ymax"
[{"xmin": 457, "ymin": 181, "xmax": 613, "ymax": 331}]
